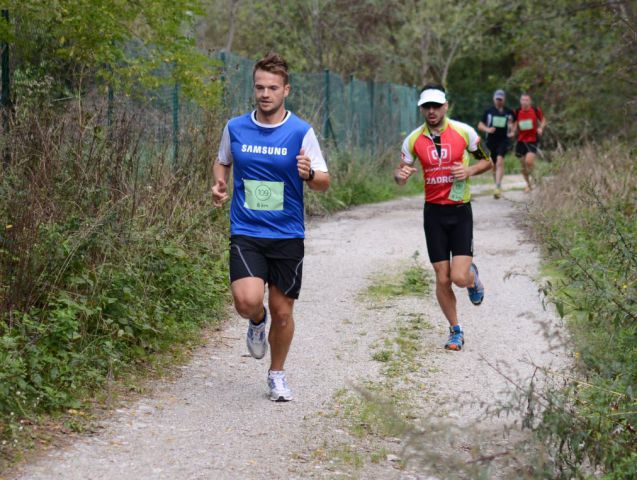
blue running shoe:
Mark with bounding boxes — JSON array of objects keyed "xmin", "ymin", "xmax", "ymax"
[
  {"xmin": 468, "ymin": 263, "xmax": 484, "ymax": 305},
  {"xmin": 246, "ymin": 307, "xmax": 268, "ymax": 359},
  {"xmin": 444, "ymin": 325, "xmax": 464, "ymax": 351}
]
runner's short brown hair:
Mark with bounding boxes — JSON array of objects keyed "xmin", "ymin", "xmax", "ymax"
[{"xmin": 253, "ymin": 53, "xmax": 289, "ymax": 85}]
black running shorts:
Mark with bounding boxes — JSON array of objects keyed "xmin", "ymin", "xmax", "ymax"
[
  {"xmin": 486, "ymin": 139, "xmax": 510, "ymax": 163},
  {"xmin": 229, "ymin": 236, "xmax": 304, "ymax": 299},
  {"xmin": 515, "ymin": 141, "xmax": 538, "ymax": 157},
  {"xmin": 423, "ymin": 203, "xmax": 473, "ymax": 264}
]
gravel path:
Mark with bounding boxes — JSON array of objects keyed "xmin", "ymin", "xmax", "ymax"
[{"xmin": 11, "ymin": 176, "xmax": 564, "ymax": 479}]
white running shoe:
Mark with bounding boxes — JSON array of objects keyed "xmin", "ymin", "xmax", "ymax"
[
  {"xmin": 267, "ymin": 370, "xmax": 293, "ymax": 402},
  {"xmin": 246, "ymin": 308, "xmax": 268, "ymax": 359}
]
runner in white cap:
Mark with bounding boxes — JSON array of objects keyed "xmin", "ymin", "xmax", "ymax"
[{"xmin": 393, "ymin": 84, "xmax": 492, "ymax": 351}]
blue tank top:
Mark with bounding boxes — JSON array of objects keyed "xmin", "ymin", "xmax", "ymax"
[{"xmin": 227, "ymin": 112, "xmax": 310, "ymax": 239}]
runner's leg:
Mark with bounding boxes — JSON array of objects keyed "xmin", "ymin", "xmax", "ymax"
[
  {"xmin": 450, "ymin": 255, "xmax": 475, "ymax": 288},
  {"xmin": 516, "ymin": 142, "xmax": 531, "ymax": 189},
  {"xmin": 520, "ymin": 154, "xmax": 530, "ymax": 189},
  {"xmin": 230, "ymin": 237, "xmax": 268, "ymax": 322},
  {"xmin": 267, "ymin": 284, "xmax": 295, "ymax": 371},
  {"xmin": 231, "ymin": 277, "xmax": 266, "ymax": 322},
  {"xmin": 432, "ymin": 261, "xmax": 458, "ymax": 327},
  {"xmin": 524, "ymin": 151, "xmax": 536, "ymax": 190},
  {"xmin": 495, "ymin": 155, "xmax": 505, "ymax": 188},
  {"xmin": 488, "ymin": 143, "xmax": 497, "ymax": 184}
]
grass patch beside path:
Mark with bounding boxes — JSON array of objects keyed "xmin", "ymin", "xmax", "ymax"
[
  {"xmin": 365, "ymin": 251, "xmax": 431, "ymax": 301},
  {"xmin": 308, "ymin": 259, "xmax": 433, "ymax": 476},
  {"xmin": 305, "ymin": 149, "xmax": 424, "ymax": 215}
]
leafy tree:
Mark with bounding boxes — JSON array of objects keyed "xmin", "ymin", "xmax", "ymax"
[
  {"xmin": 0, "ymin": 0, "xmax": 221, "ymax": 106},
  {"xmin": 198, "ymin": 0, "xmax": 635, "ymax": 141},
  {"xmin": 500, "ymin": 0, "xmax": 637, "ymax": 141},
  {"xmin": 199, "ymin": 0, "xmax": 410, "ymax": 80}
]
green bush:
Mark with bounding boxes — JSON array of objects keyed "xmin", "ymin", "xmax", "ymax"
[
  {"xmin": 0, "ymin": 233, "xmax": 228, "ymax": 416},
  {"xmin": 0, "ymin": 101, "xmax": 230, "ymax": 460},
  {"xmin": 527, "ymin": 143, "xmax": 637, "ymax": 479}
]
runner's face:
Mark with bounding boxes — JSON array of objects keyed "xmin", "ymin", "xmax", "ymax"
[
  {"xmin": 494, "ymin": 97, "xmax": 505, "ymax": 108},
  {"xmin": 520, "ymin": 95, "xmax": 532, "ymax": 110},
  {"xmin": 253, "ymin": 69, "xmax": 290, "ymax": 117},
  {"xmin": 420, "ymin": 102, "xmax": 448, "ymax": 128}
]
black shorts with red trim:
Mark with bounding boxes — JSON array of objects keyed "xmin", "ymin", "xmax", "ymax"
[
  {"xmin": 423, "ymin": 203, "xmax": 473, "ymax": 264},
  {"xmin": 229, "ymin": 235, "xmax": 304, "ymax": 299}
]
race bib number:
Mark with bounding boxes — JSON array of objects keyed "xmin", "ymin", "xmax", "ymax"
[
  {"xmin": 519, "ymin": 119, "xmax": 534, "ymax": 131},
  {"xmin": 448, "ymin": 179, "xmax": 466, "ymax": 202},
  {"xmin": 492, "ymin": 116, "xmax": 507, "ymax": 128},
  {"xmin": 244, "ymin": 179, "xmax": 284, "ymax": 211}
]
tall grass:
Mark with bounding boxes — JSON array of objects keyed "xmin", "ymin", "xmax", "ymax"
[
  {"xmin": 0, "ymin": 98, "xmax": 230, "ymax": 464},
  {"xmin": 524, "ymin": 142, "xmax": 637, "ymax": 478},
  {"xmin": 304, "ymin": 148, "xmax": 424, "ymax": 215}
]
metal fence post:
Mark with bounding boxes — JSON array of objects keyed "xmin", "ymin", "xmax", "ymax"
[
  {"xmin": 322, "ymin": 69, "xmax": 330, "ymax": 141},
  {"xmin": 107, "ymin": 84, "xmax": 114, "ymax": 142},
  {"xmin": 368, "ymin": 79, "xmax": 375, "ymax": 154},
  {"xmin": 348, "ymin": 74, "xmax": 354, "ymax": 147},
  {"xmin": 1, "ymin": 9, "xmax": 11, "ymax": 168},
  {"xmin": 172, "ymin": 81, "xmax": 179, "ymax": 167},
  {"xmin": 219, "ymin": 51, "xmax": 227, "ymax": 112}
]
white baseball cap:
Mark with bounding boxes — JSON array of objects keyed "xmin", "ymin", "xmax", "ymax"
[{"xmin": 417, "ymin": 88, "xmax": 447, "ymax": 106}]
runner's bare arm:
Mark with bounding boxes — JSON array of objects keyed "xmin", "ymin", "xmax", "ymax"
[
  {"xmin": 394, "ymin": 161, "xmax": 418, "ymax": 186},
  {"xmin": 306, "ymin": 170, "xmax": 330, "ymax": 192},
  {"xmin": 451, "ymin": 158, "xmax": 492, "ymax": 181},
  {"xmin": 296, "ymin": 148, "xmax": 330, "ymax": 192},
  {"xmin": 538, "ymin": 115, "xmax": 547, "ymax": 136},
  {"xmin": 212, "ymin": 161, "xmax": 231, "ymax": 207},
  {"xmin": 450, "ymin": 142, "xmax": 492, "ymax": 181},
  {"xmin": 478, "ymin": 121, "xmax": 495, "ymax": 134},
  {"xmin": 470, "ymin": 141, "xmax": 493, "ymax": 175}
]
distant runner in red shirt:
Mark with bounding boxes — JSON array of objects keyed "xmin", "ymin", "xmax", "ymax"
[{"xmin": 514, "ymin": 93, "xmax": 546, "ymax": 192}]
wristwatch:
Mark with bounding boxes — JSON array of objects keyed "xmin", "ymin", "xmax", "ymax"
[{"xmin": 305, "ymin": 168, "xmax": 315, "ymax": 182}]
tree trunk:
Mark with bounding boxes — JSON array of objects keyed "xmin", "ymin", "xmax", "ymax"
[
  {"xmin": 224, "ymin": 0, "xmax": 240, "ymax": 52},
  {"xmin": 420, "ymin": 29, "xmax": 433, "ymax": 85}
]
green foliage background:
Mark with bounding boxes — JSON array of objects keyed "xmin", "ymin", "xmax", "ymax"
[
  {"xmin": 201, "ymin": 0, "xmax": 636, "ymax": 139},
  {"xmin": 1, "ymin": 0, "xmax": 220, "ymax": 106},
  {"xmin": 526, "ymin": 144, "xmax": 637, "ymax": 479},
  {"xmin": 0, "ymin": 0, "xmax": 636, "ymax": 477}
]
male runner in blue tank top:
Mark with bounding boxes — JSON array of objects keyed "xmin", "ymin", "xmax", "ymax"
[{"xmin": 212, "ymin": 53, "xmax": 330, "ymax": 402}]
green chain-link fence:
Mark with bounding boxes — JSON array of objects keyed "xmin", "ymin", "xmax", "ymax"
[
  {"xmin": 219, "ymin": 52, "xmax": 420, "ymax": 153},
  {"xmin": 107, "ymin": 51, "xmax": 421, "ymax": 165}
]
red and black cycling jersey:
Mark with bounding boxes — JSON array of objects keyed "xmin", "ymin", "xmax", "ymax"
[{"xmin": 401, "ymin": 117, "xmax": 489, "ymax": 205}]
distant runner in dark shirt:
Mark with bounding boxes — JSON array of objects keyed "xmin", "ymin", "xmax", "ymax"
[{"xmin": 477, "ymin": 89, "xmax": 515, "ymax": 199}]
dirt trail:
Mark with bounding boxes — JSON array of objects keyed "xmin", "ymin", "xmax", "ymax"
[{"xmin": 11, "ymin": 176, "xmax": 564, "ymax": 479}]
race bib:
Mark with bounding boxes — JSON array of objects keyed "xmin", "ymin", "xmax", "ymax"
[
  {"xmin": 243, "ymin": 179, "xmax": 284, "ymax": 211},
  {"xmin": 519, "ymin": 119, "xmax": 534, "ymax": 131},
  {"xmin": 448, "ymin": 179, "xmax": 466, "ymax": 202},
  {"xmin": 492, "ymin": 116, "xmax": 507, "ymax": 128}
]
